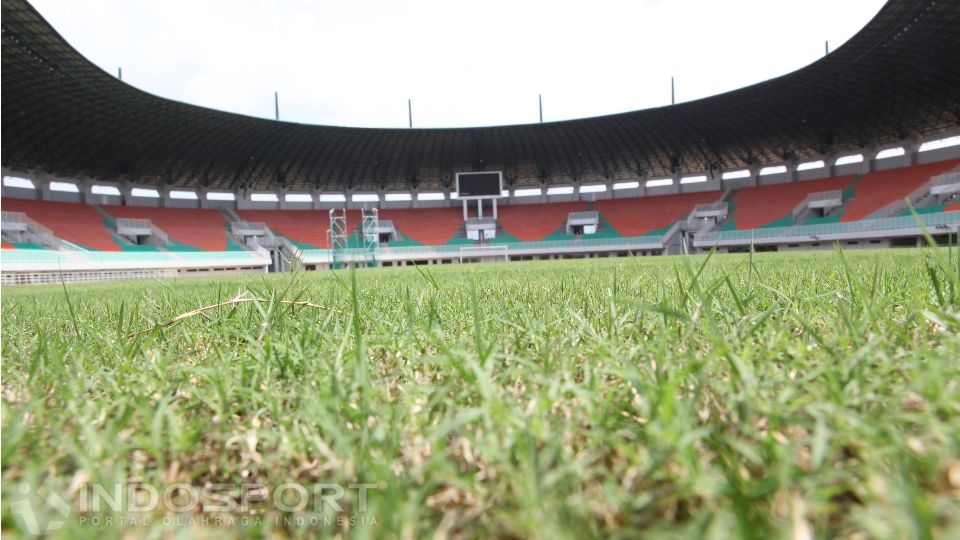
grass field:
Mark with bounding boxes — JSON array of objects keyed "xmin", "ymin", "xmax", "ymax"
[{"xmin": 3, "ymin": 247, "xmax": 960, "ymax": 539}]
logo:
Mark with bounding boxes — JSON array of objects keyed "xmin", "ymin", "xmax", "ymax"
[
  {"xmin": 6, "ymin": 479, "xmax": 382, "ymax": 533},
  {"xmin": 8, "ymin": 478, "xmax": 71, "ymax": 536}
]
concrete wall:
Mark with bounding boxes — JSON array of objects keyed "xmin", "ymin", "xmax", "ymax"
[
  {"xmin": 1, "ymin": 186, "xmax": 40, "ymax": 200},
  {"xmin": 166, "ymin": 198, "xmax": 201, "ymax": 209},
  {"xmin": 918, "ymin": 144, "xmax": 960, "ymax": 164},
  {"xmin": 88, "ymin": 194, "xmax": 123, "ymax": 206}
]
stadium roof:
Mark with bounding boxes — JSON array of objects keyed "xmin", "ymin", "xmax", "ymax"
[{"xmin": 2, "ymin": 0, "xmax": 960, "ymax": 192}]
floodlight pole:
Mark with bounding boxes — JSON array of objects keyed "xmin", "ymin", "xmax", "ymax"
[
  {"xmin": 825, "ymin": 41, "xmax": 830, "ymax": 55},
  {"xmin": 117, "ymin": 67, "xmax": 122, "ymax": 80},
  {"xmin": 274, "ymin": 92, "xmax": 279, "ymax": 120},
  {"xmin": 671, "ymin": 77, "xmax": 675, "ymax": 105},
  {"xmin": 539, "ymin": 94, "xmax": 543, "ymax": 123},
  {"xmin": 408, "ymin": 99, "xmax": 413, "ymax": 128}
]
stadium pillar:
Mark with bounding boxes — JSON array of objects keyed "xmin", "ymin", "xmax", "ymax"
[
  {"xmin": 278, "ymin": 188, "xmax": 288, "ymax": 210},
  {"xmin": 706, "ymin": 171, "xmax": 721, "ymax": 191},
  {"xmin": 34, "ymin": 171, "xmax": 52, "ymax": 201},
  {"xmin": 788, "ymin": 161, "xmax": 799, "ymax": 182},
  {"xmin": 863, "ymin": 146, "xmax": 878, "ymax": 173},
  {"xmin": 237, "ymin": 187, "xmax": 253, "ymax": 210},
  {"xmin": 906, "ymin": 139, "xmax": 922, "ymax": 166},
  {"xmin": 77, "ymin": 178, "xmax": 94, "ymax": 205},
  {"xmin": 119, "ymin": 180, "xmax": 134, "ymax": 206},
  {"xmin": 823, "ymin": 155, "xmax": 837, "ymax": 178},
  {"xmin": 747, "ymin": 167, "xmax": 759, "ymax": 188}
]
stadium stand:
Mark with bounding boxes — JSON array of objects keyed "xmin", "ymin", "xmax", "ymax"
[
  {"xmin": 3, "ymin": 0, "xmax": 960, "ymax": 282},
  {"xmin": 841, "ymin": 159, "xmax": 960, "ymax": 222},
  {"xmin": 594, "ymin": 192, "xmax": 720, "ymax": 236},
  {"xmin": 6, "ymin": 0, "xmax": 958, "ymax": 193},
  {"xmin": 378, "ymin": 207, "xmax": 464, "ymax": 245},
  {"xmin": 2, "ymin": 198, "xmax": 119, "ymax": 250},
  {"xmin": 727, "ymin": 175, "xmax": 855, "ymax": 229},
  {"xmin": 236, "ymin": 209, "xmax": 362, "ymax": 249},
  {"xmin": 495, "ymin": 202, "xmax": 588, "ymax": 241},
  {"xmin": 103, "ymin": 206, "xmax": 237, "ymax": 251}
]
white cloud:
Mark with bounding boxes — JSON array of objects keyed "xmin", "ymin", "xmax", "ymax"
[{"xmin": 30, "ymin": 0, "xmax": 886, "ymax": 128}]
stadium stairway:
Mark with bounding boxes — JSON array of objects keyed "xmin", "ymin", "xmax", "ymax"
[{"xmin": 220, "ymin": 206, "xmax": 243, "ymax": 223}]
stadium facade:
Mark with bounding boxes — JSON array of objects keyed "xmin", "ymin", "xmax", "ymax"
[{"xmin": 2, "ymin": 0, "xmax": 960, "ymax": 283}]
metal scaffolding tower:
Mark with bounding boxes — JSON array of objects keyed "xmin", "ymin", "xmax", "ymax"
[
  {"xmin": 329, "ymin": 208, "xmax": 347, "ymax": 269},
  {"xmin": 361, "ymin": 208, "xmax": 379, "ymax": 267}
]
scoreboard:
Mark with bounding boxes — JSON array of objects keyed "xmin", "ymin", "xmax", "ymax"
[{"xmin": 455, "ymin": 172, "xmax": 503, "ymax": 199}]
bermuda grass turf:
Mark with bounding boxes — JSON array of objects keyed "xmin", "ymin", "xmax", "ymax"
[{"xmin": 2, "ymin": 248, "xmax": 960, "ymax": 539}]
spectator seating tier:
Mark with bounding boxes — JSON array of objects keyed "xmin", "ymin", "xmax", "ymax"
[
  {"xmin": 236, "ymin": 209, "xmax": 361, "ymax": 249},
  {"xmin": 495, "ymin": 201, "xmax": 588, "ymax": 241},
  {"xmin": 729, "ymin": 175, "xmax": 854, "ymax": 230},
  {"xmin": 594, "ymin": 191, "xmax": 721, "ymax": 236},
  {"xmin": 378, "ymin": 207, "xmax": 464, "ymax": 245},
  {"xmin": 841, "ymin": 159, "xmax": 960, "ymax": 222},
  {"xmin": 1, "ymin": 198, "xmax": 120, "ymax": 250},
  {"xmin": 104, "ymin": 205, "xmax": 233, "ymax": 251}
]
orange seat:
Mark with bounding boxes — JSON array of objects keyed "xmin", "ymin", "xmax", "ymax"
[
  {"xmin": 842, "ymin": 159, "xmax": 960, "ymax": 222},
  {"xmin": 730, "ymin": 175, "xmax": 854, "ymax": 229},
  {"xmin": 496, "ymin": 202, "xmax": 588, "ymax": 241},
  {"xmin": 104, "ymin": 205, "xmax": 230, "ymax": 250},
  {"xmin": 378, "ymin": 207, "xmax": 464, "ymax": 245},
  {"xmin": 1, "ymin": 198, "xmax": 119, "ymax": 250},
  {"xmin": 236, "ymin": 209, "xmax": 361, "ymax": 248},
  {"xmin": 595, "ymin": 191, "xmax": 720, "ymax": 236}
]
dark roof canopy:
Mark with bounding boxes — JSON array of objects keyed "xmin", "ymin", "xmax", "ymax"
[{"xmin": 3, "ymin": 0, "xmax": 960, "ymax": 191}]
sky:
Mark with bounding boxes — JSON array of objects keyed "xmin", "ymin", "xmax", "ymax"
[{"xmin": 30, "ymin": 0, "xmax": 887, "ymax": 129}]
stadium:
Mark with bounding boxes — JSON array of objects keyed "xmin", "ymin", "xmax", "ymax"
[{"xmin": 2, "ymin": 0, "xmax": 960, "ymax": 537}]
